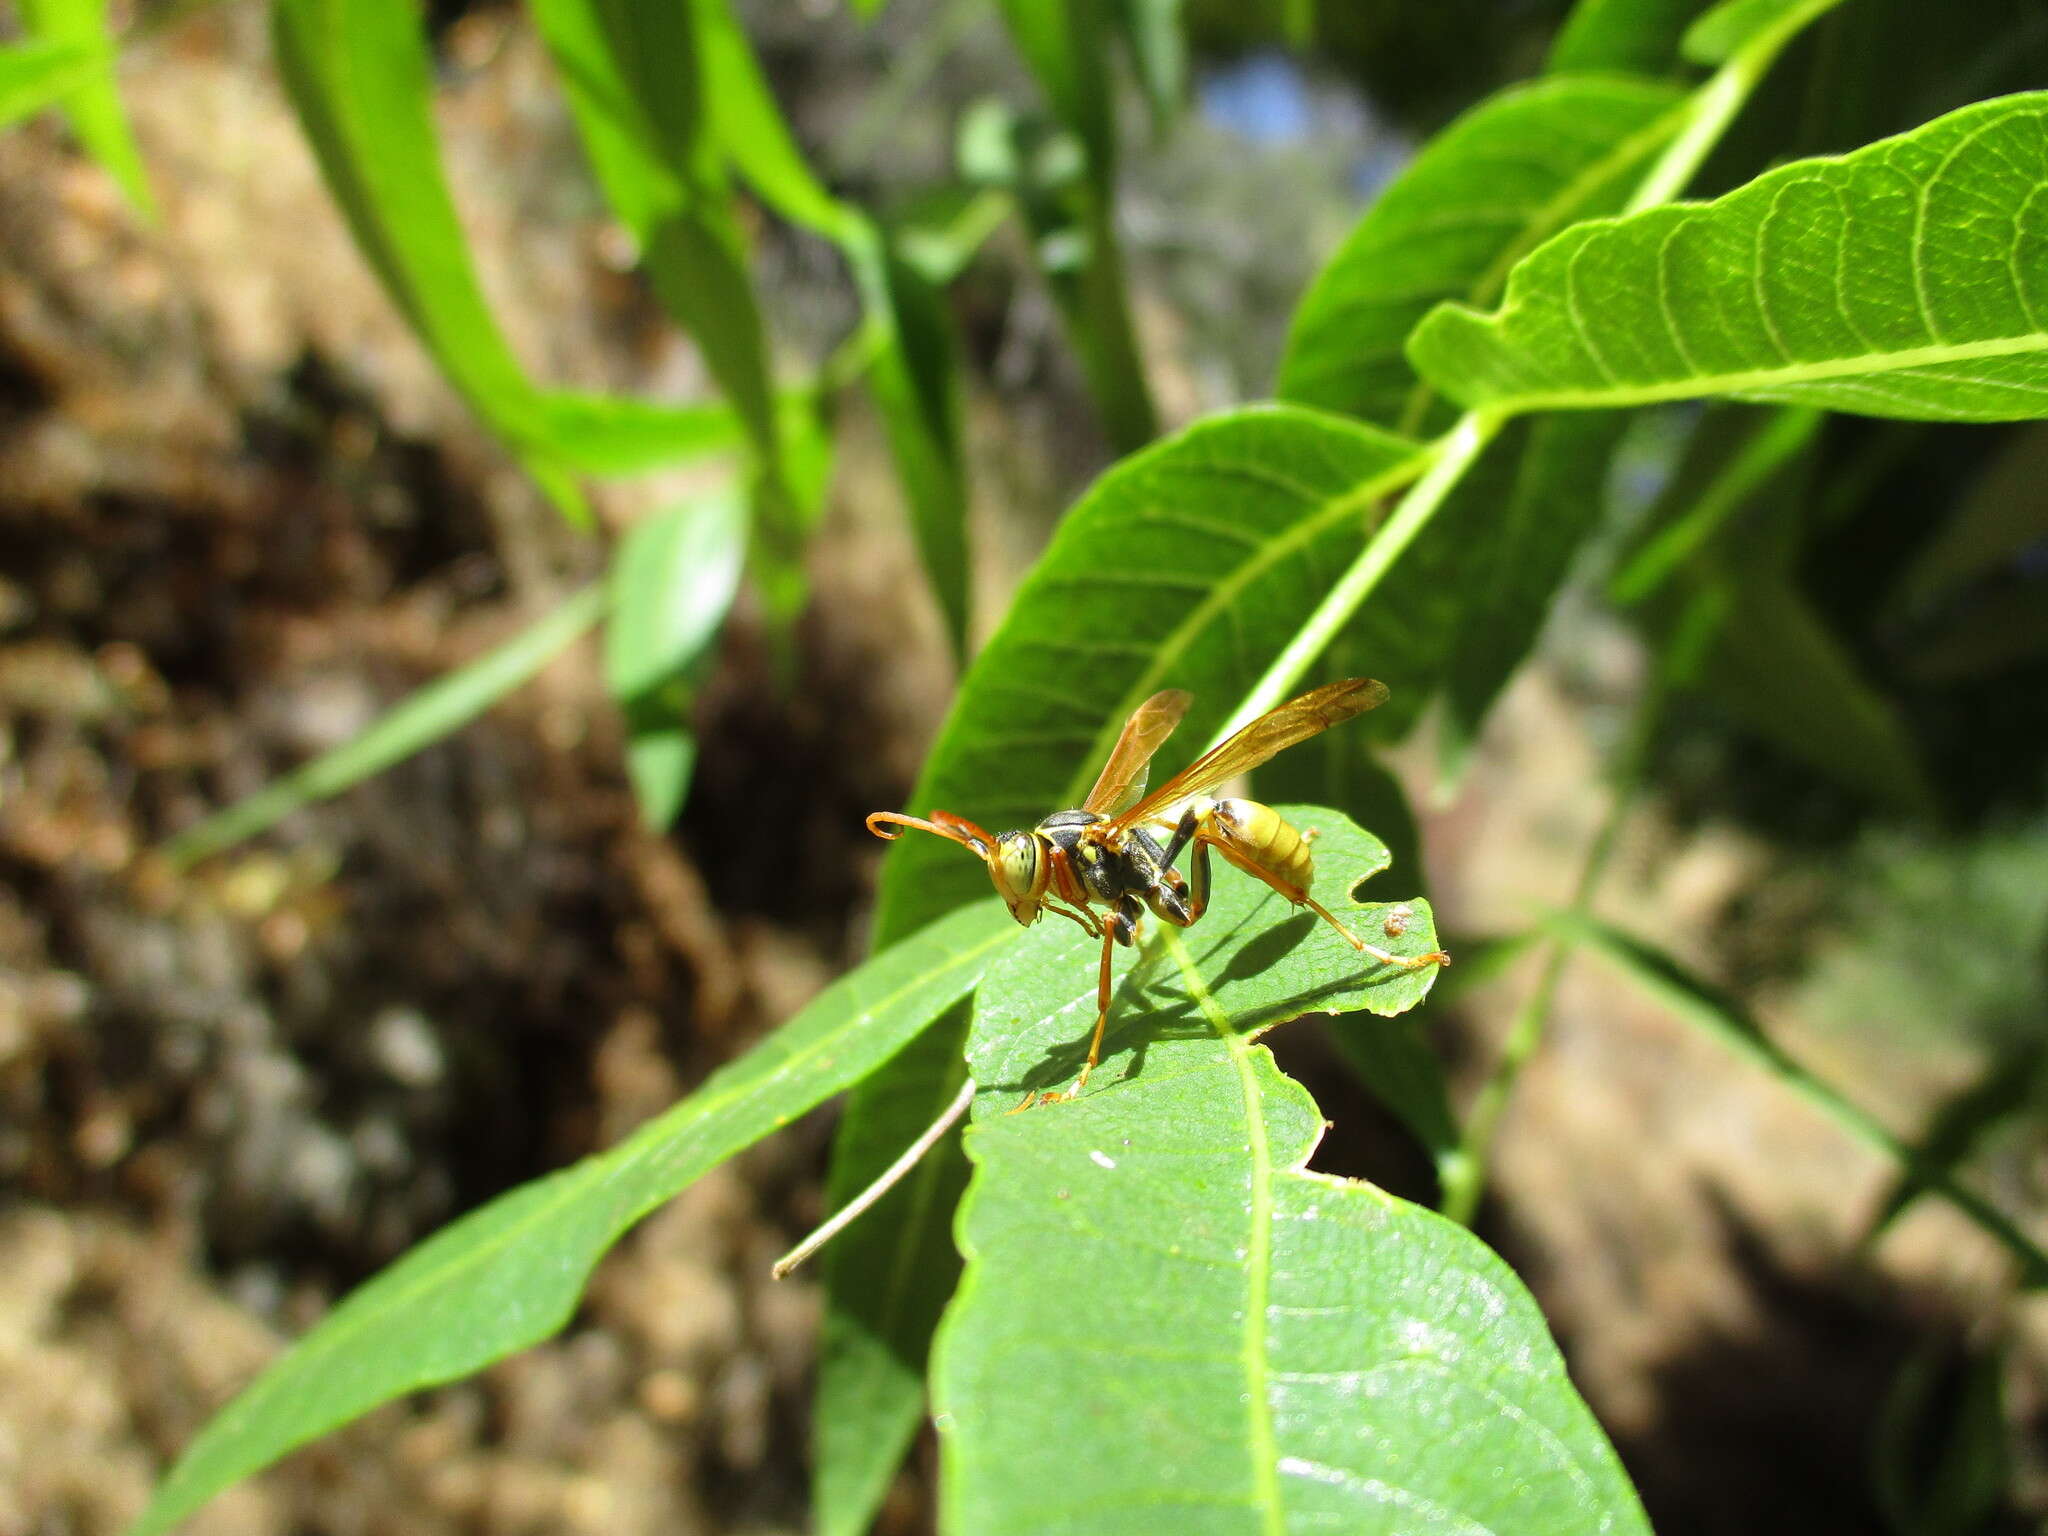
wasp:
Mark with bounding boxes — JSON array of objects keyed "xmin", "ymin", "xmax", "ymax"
[{"xmin": 868, "ymin": 678, "xmax": 1449, "ymax": 1103}]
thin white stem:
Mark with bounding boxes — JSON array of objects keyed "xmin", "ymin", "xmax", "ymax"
[{"xmin": 772, "ymin": 1075, "xmax": 978, "ymax": 1279}]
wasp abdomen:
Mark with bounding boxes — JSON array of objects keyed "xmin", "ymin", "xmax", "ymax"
[{"xmin": 1212, "ymin": 798, "xmax": 1314, "ymax": 896}]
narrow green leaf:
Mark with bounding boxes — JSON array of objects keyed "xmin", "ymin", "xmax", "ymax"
[
  {"xmin": 604, "ymin": 492, "xmax": 747, "ymax": 703},
  {"xmin": 1870, "ymin": 1045, "xmax": 2046, "ymax": 1236},
  {"xmin": 1681, "ymin": 0, "xmax": 1815, "ymax": 64},
  {"xmin": 1555, "ymin": 909, "xmax": 2048, "ymax": 1284},
  {"xmin": 535, "ymin": 390, "xmax": 747, "ymax": 477},
  {"xmin": 16, "ymin": 0, "xmax": 150, "ymax": 214},
  {"xmin": 1698, "ymin": 571, "xmax": 1936, "ymax": 814},
  {"xmin": 275, "ymin": 0, "xmax": 713, "ymax": 522},
  {"xmin": 127, "ymin": 900, "xmax": 1018, "ymax": 1536},
  {"xmin": 1608, "ymin": 405, "xmax": 1822, "ymax": 605},
  {"xmin": 812, "ymin": 1011, "xmax": 972, "ymax": 1536},
  {"xmin": 605, "ymin": 491, "xmax": 746, "ymax": 831},
  {"xmin": 848, "ymin": 223, "xmax": 972, "ymax": 661},
  {"xmin": 1886, "ymin": 421, "xmax": 2048, "ymax": 619},
  {"xmin": 872, "ymin": 405, "xmax": 1428, "ymax": 946},
  {"xmin": 1548, "ymin": 0, "xmax": 1700, "ymax": 75},
  {"xmin": 0, "ymin": 37, "xmax": 100, "ymax": 130},
  {"xmin": 995, "ymin": 0, "xmax": 1117, "ymax": 182},
  {"xmin": 936, "ymin": 811, "xmax": 1646, "ymax": 1533},
  {"xmin": 694, "ymin": 0, "xmax": 853, "ymax": 240},
  {"xmin": 1410, "ymin": 93, "xmax": 2048, "ymax": 423},
  {"xmin": 971, "ymin": 32, "xmax": 1157, "ymax": 450},
  {"xmin": 531, "ymin": 0, "xmax": 782, "ymax": 467},
  {"xmin": 162, "ymin": 585, "xmax": 608, "ymax": 868},
  {"xmin": 1278, "ymin": 75, "xmax": 1685, "ymax": 432},
  {"xmin": 1112, "ymin": 0, "xmax": 1186, "ymax": 136},
  {"xmin": 1873, "ymin": 1343, "xmax": 2012, "ymax": 1536}
]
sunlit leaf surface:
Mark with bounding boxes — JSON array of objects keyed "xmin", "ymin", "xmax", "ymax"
[
  {"xmin": 936, "ymin": 811, "xmax": 1646, "ymax": 1534},
  {"xmin": 1411, "ymin": 93, "xmax": 2048, "ymax": 423}
]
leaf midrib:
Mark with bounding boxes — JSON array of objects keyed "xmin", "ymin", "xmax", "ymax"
[
  {"xmin": 1473, "ymin": 328, "xmax": 2048, "ymax": 414},
  {"xmin": 1162, "ymin": 930, "xmax": 1283, "ymax": 1535}
]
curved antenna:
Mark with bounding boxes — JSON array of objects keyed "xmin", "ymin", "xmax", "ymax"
[{"xmin": 866, "ymin": 809, "xmax": 997, "ymax": 860}]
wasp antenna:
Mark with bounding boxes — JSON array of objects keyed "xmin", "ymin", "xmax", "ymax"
[
  {"xmin": 865, "ymin": 810, "xmax": 996, "ymax": 859},
  {"xmin": 772, "ymin": 1076, "xmax": 978, "ymax": 1279}
]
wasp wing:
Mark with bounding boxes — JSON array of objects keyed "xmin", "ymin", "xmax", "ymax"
[
  {"xmin": 1082, "ymin": 688, "xmax": 1193, "ymax": 815},
  {"xmin": 1108, "ymin": 677, "xmax": 1390, "ymax": 829}
]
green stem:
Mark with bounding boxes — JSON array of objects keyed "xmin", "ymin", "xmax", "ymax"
[
  {"xmin": 1208, "ymin": 410, "xmax": 1502, "ymax": 749},
  {"xmin": 1625, "ymin": 0, "xmax": 1846, "ymax": 213}
]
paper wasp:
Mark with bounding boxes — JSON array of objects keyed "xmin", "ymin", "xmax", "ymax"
[{"xmin": 868, "ymin": 678, "xmax": 1449, "ymax": 1104}]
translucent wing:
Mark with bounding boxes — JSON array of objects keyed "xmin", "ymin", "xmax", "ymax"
[
  {"xmin": 1109, "ymin": 677, "xmax": 1390, "ymax": 829},
  {"xmin": 1082, "ymin": 689, "xmax": 1193, "ymax": 814}
]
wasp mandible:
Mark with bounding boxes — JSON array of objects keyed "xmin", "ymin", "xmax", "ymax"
[{"xmin": 868, "ymin": 678, "xmax": 1450, "ymax": 1103}]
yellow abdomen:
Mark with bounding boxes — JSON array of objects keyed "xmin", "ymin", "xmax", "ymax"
[{"xmin": 1212, "ymin": 797, "xmax": 1313, "ymax": 896}]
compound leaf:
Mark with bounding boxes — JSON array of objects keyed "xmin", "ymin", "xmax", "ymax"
[
  {"xmin": 1410, "ymin": 92, "xmax": 2048, "ymax": 423},
  {"xmin": 127, "ymin": 900, "xmax": 1018, "ymax": 1536},
  {"xmin": 1279, "ymin": 74, "xmax": 1685, "ymax": 432},
  {"xmin": 936, "ymin": 810, "xmax": 1646, "ymax": 1534}
]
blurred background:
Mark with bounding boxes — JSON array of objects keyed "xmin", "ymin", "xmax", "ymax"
[{"xmin": 3, "ymin": 0, "xmax": 2047, "ymax": 1531}]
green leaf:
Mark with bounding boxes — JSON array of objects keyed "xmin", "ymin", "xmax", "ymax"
[
  {"xmin": 995, "ymin": 0, "xmax": 1117, "ymax": 183},
  {"xmin": 275, "ymin": 0, "xmax": 717, "ymax": 523},
  {"xmin": 1548, "ymin": 0, "xmax": 1700, "ymax": 75},
  {"xmin": 15, "ymin": 0, "xmax": 150, "ymax": 214},
  {"xmin": 0, "ymin": 36, "xmax": 101, "ymax": 130},
  {"xmin": 1554, "ymin": 909, "xmax": 2048, "ymax": 1284},
  {"xmin": 837, "ymin": 410, "xmax": 1424, "ymax": 1521},
  {"xmin": 847, "ymin": 223, "xmax": 973, "ymax": 661},
  {"xmin": 935, "ymin": 811, "xmax": 1647, "ymax": 1533},
  {"xmin": 871, "ymin": 405, "xmax": 1428, "ymax": 947},
  {"xmin": 1886, "ymin": 421, "xmax": 2048, "ymax": 619},
  {"xmin": 1410, "ymin": 93, "xmax": 2048, "ymax": 424},
  {"xmin": 1681, "ymin": 0, "xmax": 1815, "ymax": 64},
  {"xmin": 1608, "ymin": 405, "xmax": 1822, "ymax": 605},
  {"xmin": 126, "ymin": 900, "xmax": 1018, "ymax": 1536},
  {"xmin": 605, "ymin": 491, "xmax": 746, "ymax": 830},
  {"xmin": 694, "ymin": 0, "xmax": 853, "ymax": 240},
  {"xmin": 531, "ymin": 0, "xmax": 782, "ymax": 469},
  {"xmin": 1697, "ymin": 571, "xmax": 1936, "ymax": 814},
  {"xmin": 1873, "ymin": 1342, "xmax": 2012, "ymax": 1536},
  {"xmin": 535, "ymin": 390, "xmax": 747, "ymax": 477},
  {"xmin": 1279, "ymin": 74, "xmax": 1684, "ymax": 433},
  {"xmin": 1112, "ymin": 0, "xmax": 1186, "ymax": 136},
  {"xmin": 812, "ymin": 1011, "xmax": 972, "ymax": 1536},
  {"xmin": 162, "ymin": 585, "xmax": 609, "ymax": 868}
]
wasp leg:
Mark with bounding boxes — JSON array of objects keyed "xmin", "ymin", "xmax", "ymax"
[
  {"xmin": 1032, "ymin": 898, "xmax": 1141, "ymax": 1107},
  {"xmin": 1045, "ymin": 898, "xmax": 1102, "ymax": 937}
]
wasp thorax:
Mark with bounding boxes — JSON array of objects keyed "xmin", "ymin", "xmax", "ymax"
[{"xmin": 990, "ymin": 830, "xmax": 1050, "ymax": 924}]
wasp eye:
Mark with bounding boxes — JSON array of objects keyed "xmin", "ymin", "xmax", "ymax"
[{"xmin": 990, "ymin": 832, "xmax": 1046, "ymax": 920}]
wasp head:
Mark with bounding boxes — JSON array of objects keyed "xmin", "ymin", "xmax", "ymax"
[{"xmin": 990, "ymin": 830, "xmax": 1051, "ymax": 926}]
